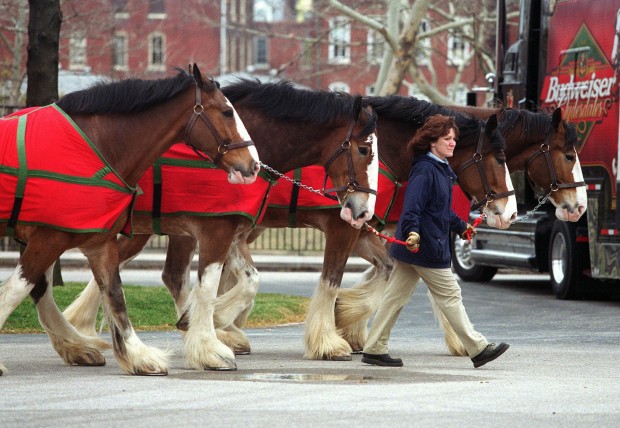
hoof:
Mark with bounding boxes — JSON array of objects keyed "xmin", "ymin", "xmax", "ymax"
[
  {"xmin": 176, "ymin": 311, "xmax": 189, "ymax": 331},
  {"xmin": 69, "ymin": 349, "xmax": 107, "ymax": 367},
  {"xmin": 322, "ymin": 354, "xmax": 352, "ymax": 361},
  {"xmin": 207, "ymin": 364, "xmax": 238, "ymax": 372},
  {"xmin": 234, "ymin": 349, "xmax": 251, "ymax": 356},
  {"xmin": 135, "ymin": 369, "xmax": 168, "ymax": 376},
  {"xmin": 350, "ymin": 348, "xmax": 363, "ymax": 354}
]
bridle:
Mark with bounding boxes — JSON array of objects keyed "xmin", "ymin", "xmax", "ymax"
[
  {"xmin": 455, "ymin": 125, "xmax": 515, "ymax": 211},
  {"xmin": 524, "ymin": 125, "xmax": 586, "ymax": 198},
  {"xmin": 322, "ymin": 114, "xmax": 377, "ymax": 202},
  {"xmin": 184, "ymin": 80, "xmax": 254, "ymax": 165}
]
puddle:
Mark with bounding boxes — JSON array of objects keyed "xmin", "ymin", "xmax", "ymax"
[{"xmin": 241, "ymin": 373, "xmax": 376, "ymax": 382}]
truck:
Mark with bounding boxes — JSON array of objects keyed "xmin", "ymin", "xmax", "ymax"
[{"xmin": 452, "ymin": 0, "xmax": 620, "ymax": 298}]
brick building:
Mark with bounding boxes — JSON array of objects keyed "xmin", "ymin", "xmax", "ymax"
[{"xmin": 2, "ymin": 0, "xmax": 493, "ymax": 104}]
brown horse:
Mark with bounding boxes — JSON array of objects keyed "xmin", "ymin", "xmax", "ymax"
[
  {"xmin": 0, "ymin": 64, "xmax": 260, "ymax": 376},
  {"xmin": 153, "ymin": 97, "xmax": 519, "ymax": 361},
  {"xmin": 334, "ymin": 106, "xmax": 588, "ymax": 355},
  {"xmin": 61, "ymin": 79, "xmax": 379, "ymax": 370}
]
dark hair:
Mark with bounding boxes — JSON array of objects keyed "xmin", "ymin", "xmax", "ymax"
[{"xmin": 407, "ymin": 114, "xmax": 459, "ymax": 158}]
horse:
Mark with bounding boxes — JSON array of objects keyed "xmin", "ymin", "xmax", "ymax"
[
  {"xmin": 334, "ymin": 106, "xmax": 588, "ymax": 356},
  {"xmin": 0, "ymin": 64, "xmax": 260, "ymax": 376},
  {"xmin": 146, "ymin": 96, "xmax": 519, "ymax": 362},
  {"xmin": 61, "ymin": 78, "xmax": 379, "ymax": 370}
]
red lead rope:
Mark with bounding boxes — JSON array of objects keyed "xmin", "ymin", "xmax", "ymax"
[
  {"xmin": 365, "ymin": 211, "xmax": 485, "ymax": 251},
  {"xmin": 364, "ymin": 223, "xmax": 419, "ymax": 253}
]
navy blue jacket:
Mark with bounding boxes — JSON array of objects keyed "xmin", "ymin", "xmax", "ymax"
[{"xmin": 389, "ymin": 154, "xmax": 467, "ymax": 268}]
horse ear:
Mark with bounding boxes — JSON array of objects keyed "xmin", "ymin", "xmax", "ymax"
[
  {"xmin": 192, "ymin": 63, "xmax": 204, "ymax": 86},
  {"xmin": 552, "ymin": 107, "xmax": 562, "ymax": 129},
  {"xmin": 486, "ymin": 113, "xmax": 498, "ymax": 135}
]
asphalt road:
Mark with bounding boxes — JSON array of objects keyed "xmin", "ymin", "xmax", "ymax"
[{"xmin": 1, "ymin": 270, "xmax": 619, "ymax": 427}]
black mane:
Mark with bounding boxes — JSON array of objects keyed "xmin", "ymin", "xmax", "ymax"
[
  {"xmin": 56, "ymin": 69, "xmax": 206, "ymax": 115},
  {"xmin": 222, "ymin": 78, "xmax": 366, "ymax": 124},
  {"xmin": 364, "ymin": 95, "xmax": 501, "ymax": 150},
  {"xmin": 499, "ymin": 109, "xmax": 577, "ymax": 151}
]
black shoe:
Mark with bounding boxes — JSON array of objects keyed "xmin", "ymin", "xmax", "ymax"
[
  {"xmin": 361, "ymin": 353, "xmax": 403, "ymax": 367},
  {"xmin": 471, "ymin": 342, "xmax": 510, "ymax": 368}
]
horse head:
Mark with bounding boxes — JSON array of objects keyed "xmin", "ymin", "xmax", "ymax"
[
  {"xmin": 187, "ymin": 64, "xmax": 260, "ymax": 184},
  {"xmin": 323, "ymin": 96, "xmax": 379, "ymax": 229},
  {"xmin": 521, "ymin": 108, "xmax": 587, "ymax": 222},
  {"xmin": 451, "ymin": 114, "xmax": 518, "ymax": 229}
]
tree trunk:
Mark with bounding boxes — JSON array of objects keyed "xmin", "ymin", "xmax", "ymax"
[{"xmin": 26, "ymin": 0, "xmax": 64, "ymax": 285}]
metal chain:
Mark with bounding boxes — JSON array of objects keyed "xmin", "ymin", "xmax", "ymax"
[
  {"xmin": 259, "ymin": 161, "xmax": 326, "ymax": 196},
  {"xmin": 511, "ymin": 194, "xmax": 550, "ymax": 224}
]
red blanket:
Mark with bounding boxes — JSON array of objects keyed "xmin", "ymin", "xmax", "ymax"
[
  {"xmin": 134, "ymin": 144, "xmax": 273, "ymax": 232},
  {"xmin": 266, "ymin": 162, "xmax": 399, "ymax": 226},
  {"xmin": 0, "ymin": 105, "xmax": 136, "ymax": 234}
]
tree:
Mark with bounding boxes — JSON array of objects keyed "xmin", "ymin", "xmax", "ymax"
[
  {"xmin": 328, "ymin": 0, "xmax": 498, "ymax": 101},
  {"xmin": 26, "ymin": 0, "xmax": 62, "ymax": 106}
]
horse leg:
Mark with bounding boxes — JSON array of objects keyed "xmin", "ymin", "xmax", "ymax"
[
  {"xmin": 33, "ymin": 262, "xmax": 110, "ymax": 365},
  {"xmin": 82, "ymin": 237, "xmax": 170, "ymax": 375},
  {"xmin": 304, "ymin": 221, "xmax": 359, "ymax": 361},
  {"xmin": 335, "ymin": 231, "xmax": 393, "ymax": 352},
  {"xmin": 181, "ymin": 226, "xmax": 237, "ymax": 371},
  {"xmin": 214, "ymin": 235, "xmax": 257, "ymax": 355},
  {"xmin": 162, "ymin": 234, "xmax": 197, "ymax": 321},
  {"xmin": 63, "ymin": 234, "xmax": 153, "ymax": 336},
  {"xmin": 428, "ymin": 289, "xmax": 467, "ymax": 356}
]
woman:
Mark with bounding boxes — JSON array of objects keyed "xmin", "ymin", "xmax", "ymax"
[{"xmin": 361, "ymin": 114, "xmax": 509, "ymax": 368}]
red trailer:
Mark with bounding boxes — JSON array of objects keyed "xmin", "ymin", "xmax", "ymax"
[{"xmin": 452, "ymin": 0, "xmax": 620, "ymax": 298}]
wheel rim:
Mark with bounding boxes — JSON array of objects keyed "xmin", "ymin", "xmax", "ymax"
[
  {"xmin": 454, "ymin": 236, "xmax": 474, "ymax": 269},
  {"xmin": 551, "ymin": 232, "xmax": 567, "ymax": 284}
]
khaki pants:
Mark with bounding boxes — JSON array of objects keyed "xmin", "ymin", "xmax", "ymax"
[{"xmin": 363, "ymin": 260, "xmax": 488, "ymax": 358}]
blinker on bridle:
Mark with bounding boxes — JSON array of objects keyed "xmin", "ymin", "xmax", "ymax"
[
  {"xmin": 184, "ymin": 79, "xmax": 254, "ymax": 165},
  {"xmin": 322, "ymin": 115, "xmax": 377, "ymax": 202},
  {"xmin": 455, "ymin": 125, "xmax": 515, "ymax": 212}
]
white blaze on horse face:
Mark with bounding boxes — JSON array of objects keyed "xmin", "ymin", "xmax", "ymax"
[
  {"xmin": 485, "ymin": 164, "xmax": 517, "ymax": 229},
  {"xmin": 226, "ymin": 98, "xmax": 260, "ymax": 164},
  {"xmin": 553, "ymin": 154, "xmax": 588, "ymax": 221},
  {"xmin": 339, "ymin": 133, "xmax": 378, "ymax": 229}
]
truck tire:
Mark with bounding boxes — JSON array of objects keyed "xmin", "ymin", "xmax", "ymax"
[
  {"xmin": 451, "ymin": 234, "xmax": 498, "ymax": 282},
  {"xmin": 549, "ymin": 221, "xmax": 583, "ymax": 299}
]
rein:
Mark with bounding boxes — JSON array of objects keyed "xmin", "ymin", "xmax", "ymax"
[
  {"xmin": 524, "ymin": 127, "xmax": 586, "ymax": 198},
  {"xmin": 184, "ymin": 81, "xmax": 254, "ymax": 165},
  {"xmin": 455, "ymin": 125, "xmax": 515, "ymax": 211}
]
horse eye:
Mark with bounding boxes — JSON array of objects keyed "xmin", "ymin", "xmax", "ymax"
[
  {"xmin": 565, "ymin": 154, "xmax": 575, "ymax": 161},
  {"xmin": 223, "ymin": 109, "xmax": 234, "ymax": 118},
  {"xmin": 358, "ymin": 146, "xmax": 370, "ymax": 156}
]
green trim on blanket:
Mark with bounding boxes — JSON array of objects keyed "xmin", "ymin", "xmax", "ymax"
[
  {"xmin": 372, "ymin": 159, "xmax": 402, "ymax": 230},
  {"xmin": 6, "ymin": 116, "xmax": 28, "ymax": 237},
  {"xmin": 51, "ymin": 104, "xmax": 136, "ymax": 193}
]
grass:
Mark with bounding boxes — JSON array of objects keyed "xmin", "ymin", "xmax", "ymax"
[{"xmin": 1, "ymin": 282, "xmax": 309, "ymax": 334}]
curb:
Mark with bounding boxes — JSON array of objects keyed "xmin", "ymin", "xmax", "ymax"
[{"xmin": 0, "ymin": 251, "xmax": 372, "ymax": 273}]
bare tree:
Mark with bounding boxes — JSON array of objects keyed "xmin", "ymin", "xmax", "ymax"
[
  {"xmin": 328, "ymin": 0, "xmax": 497, "ymax": 101},
  {"xmin": 0, "ymin": 0, "xmax": 29, "ymax": 105}
]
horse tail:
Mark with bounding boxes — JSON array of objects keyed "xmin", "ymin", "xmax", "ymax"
[{"xmin": 427, "ymin": 289, "xmax": 468, "ymax": 356}]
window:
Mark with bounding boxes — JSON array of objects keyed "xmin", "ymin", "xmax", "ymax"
[
  {"xmin": 148, "ymin": 0, "xmax": 166, "ymax": 19},
  {"xmin": 365, "ymin": 84, "xmax": 376, "ymax": 95},
  {"xmin": 328, "ymin": 17, "xmax": 350, "ymax": 65},
  {"xmin": 253, "ymin": 36, "xmax": 268, "ymax": 68},
  {"xmin": 112, "ymin": 0, "xmax": 129, "ymax": 18},
  {"xmin": 367, "ymin": 25, "xmax": 385, "ymax": 65},
  {"xmin": 113, "ymin": 33, "xmax": 128, "ymax": 70},
  {"xmin": 69, "ymin": 34, "xmax": 87, "ymax": 71},
  {"xmin": 415, "ymin": 20, "xmax": 431, "ymax": 66},
  {"xmin": 254, "ymin": 0, "xmax": 284, "ymax": 22},
  {"xmin": 329, "ymin": 81, "xmax": 350, "ymax": 93},
  {"xmin": 148, "ymin": 33, "xmax": 165, "ymax": 71},
  {"xmin": 405, "ymin": 83, "xmax": 431, "ymax": 102},
  {"xmin": 447, "ymin": 83, "xmax": 468, "ymax": 105},
  {"xmin": 447, "ymin": 33, "xmax": 471, "ymax": 66}
]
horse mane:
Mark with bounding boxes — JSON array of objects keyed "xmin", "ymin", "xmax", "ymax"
[
  {"xmin": 363, "ymin": 95, "xmax": 500, "ymax": 150},
  {"xmin": 498, "ymin": 109, "xmax": 577, "ymax": 151},
  {"xmin": 222, "ymin": 78, "xmax": 370, "ymax": 126},
  {"xmin": 56, "ymin": 69, "xmax": 207, "ymax": 115}
]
